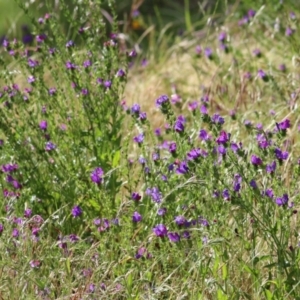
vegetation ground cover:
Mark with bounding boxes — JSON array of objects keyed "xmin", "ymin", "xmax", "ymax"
[{"xmin": 0, "ymin": 0, "xmax": 300, "ymax": 299}]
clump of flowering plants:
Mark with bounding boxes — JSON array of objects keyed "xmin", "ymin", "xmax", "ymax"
[{"xmin": 1, "ymin": 0, "xmax": 300, "ymax": 299}]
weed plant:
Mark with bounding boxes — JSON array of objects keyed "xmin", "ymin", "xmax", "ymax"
[{"xmin": 0, "ymin": 0, "xmax": 300, "ymax": 299}]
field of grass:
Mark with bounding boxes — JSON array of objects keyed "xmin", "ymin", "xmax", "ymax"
[{"xmin": 0, "ymin": 0, "xmax": 300, "ymax": 299}]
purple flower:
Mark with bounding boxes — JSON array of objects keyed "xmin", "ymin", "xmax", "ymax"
[
  {"xmin": 146, "ymin": 187, "xmax": 162, "ymax": 203},
  {"xmin": 27, "ymin": 75, "xmax": 35, "ymax": 83},
  {"xmin": 250, "ymin": 179, "xmax": 258, "ymax": 189},
  {"xmin": 133, "ymin": 133, "xmax": 144, "ymax": 144},
  {"xmin": 30, "ymin": 260, "xmax": 41, "ymax": 268},
  {"xmin": 66, "ymin": 40, "xmax": 75, "ymax": 48},
  {"xmin": 251, "ymin": 155, "xmax": 262, "ymax": 166},
  {"xmin": 195, "ymin": 45, "xmax": 202, "ymax": 55},
  {"xmin": 274, "ymin": 148, "xmax": 288, "ymax": 161},
  {"xmin": 248, "ymin": 9, "xmax": 256, "ymax": 18},
  {"xmin": 90, "ymin": 167, "xmax": 104, "ymax": 184},
  {"xmin": 204, "ymin": 47, "xmax": 213, "ymax": 59},
  {"xmin": 24, "ymin": 208, "xmax": 32, "ymax": 218},
  {"xmin": 253, "ymin": 49, "xmax": 261, "ymax": 57},
  {"xmin": 217, "ymin": 145, "xmax": 226, "ymax": 155},
  {"xmin": 116, "ymin": 69, "xmax": 125, "ymax": 77},
  {"xmin": 174, "ymin": 120, "xmax": 184, "ymax": 133},
  {"xmin": 218, "ymin": 32, "xmax": 227, "ymax": 42},
  {"xmin": 45, "ymin": 141, "xmax": 56, "ymax": 151},
  {"xmin": 264, "ymin": 188, "xmax": 274, "ymax": 199},
  {"xmin": 176, "ymin": 161, "xmax": 189, "ymax": 174},
  {"xmin": 71, "ymin": 205, "xmax": 82, "ymax": 217},
  {"xmin": 174, "ymin": 215, "xmax": 186, "ymax": 226},
  {"xmin": 222, "ymin": 189, "xmax": 230, "ymax": 201},
  {"xmin": 257, "ymin": 69, "xmax": 267, "ymax": 80},
  {"xmin": 69, "ymin": 234, "xmax": 79, "ymax": 242},
  {"xmin": 199, "ymin": 129, "xmax": 210, "ymax": 141},
  {"xmin": 131, "ymin": 103, "xmax": 140, "ymax": 114},
  {"xmin": 155, "ymin": 94, "xmax": 169, "ymax": 107},
  {"xmin": 152, "ymin": 152, "xmax": 160, "ymax": 161},
  {"xmin": 216, "ymin": 131, "xmax": 230, "ymax": 144},
  {"xmin": 211, "ymin": 114, "xmax": 225, "ymax": 125},
  {"xmin": 157, "ymin": 207, "xmax": 167, "ymax": 216},
  {"xmin": 1, "ymin": 163, "xmax": 18, "ymax": 173},
  {"xmin": 188, "ymin": 101, "xmax": 198, "ymax": 111},
  {"xmin": 83, "ymin": 60, "xmax": 91, "ymax": 68},
  {"xmin": 132, "ymin": 211, "xmax": 142, "ymax": 223},
  {"xmin": 279, "ymin": 64, "xmax": 286, "ymax": 72},
  {"xmin": 65, "ymin": 61, "xmax": 76, "ymax": 70},
  {"xmin": 39, "ymin": 120, "xmax": 47, "ymax": 131},
  {"xmin": 169, "ymin": 142, "xmax": 177, "ymax": 153},
  {"xmin": 187, "ymin": 148, "xmax": 201, "ymax": 161},
  {"xmin": 168, "ymin": 232, "xmax": 180, "ymax": 242},
  {"xmin": 154, "ymin": 128, "xmax": 161, "ymax": 136},
  {"xmin": 49, "ymin": 87, "xmax": 56, "ymax": 95},
  {"xmin": 266, "ymin": 161, "xmax": 276, "ymax": 173},
  {"xmin": 36, "ymin": 34, "xmax": 47, "ymax": 43},
  {"xmin": 28, "ymin": 59, "xmax": 39, "ymax": 68},
  {"xmin": 200, "ymin": 104, "xmax": 208, "ymax": 115},
  {"xmin": 131, "ymin": 192, "xmax": 141, "ymax": 201},
  {"xmin": 275, "ymin": 194, "xmax": 289, "ymax": 206},
  {"xmin": 278, "ymin": 119, "xmax": 290, "ymax": 130},
  {"xmin": 12, "ymin": 228, "xmax": 19, "ymax": 238},
  {"xmin": 286, "ymin": 27, "xmax": 294, "ymax": 36},
  {"xmin": 153, "ymin": 224, "xmax": 168, "ymax": 237},
  {"xmin": 104, "ymin": 80, "xmax": 112, "ymax": 89}
]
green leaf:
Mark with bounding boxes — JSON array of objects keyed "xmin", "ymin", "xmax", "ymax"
[{"xmin": 112, "ymin": 150, "xmax": 120, "ymax": 168}]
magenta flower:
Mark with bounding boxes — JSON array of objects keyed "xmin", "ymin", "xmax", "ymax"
[
  {"xmin": 39, "ymin": 120, "xmax": 47, "ymax": 131},
  {"xmin": 153, "ymin": 224, "xmax": 168, "ymax": 237},
  {"xmin": 71, "ymin": 205, "xmax": 82, "ymax": 217},
  {"xmin": 251, "ymin": 155, "xmax": 262, "ymax": 165},
  {"xmin": 132, "ymin": 211, "xmax": 142, "ymax": 223},
  {"xmin": 90, "ymin": 167, "xmax": 104, "ymax": 184},
  {"xmin": 168, "ymin": 232, "xmax": 180, "ymax": 242}
]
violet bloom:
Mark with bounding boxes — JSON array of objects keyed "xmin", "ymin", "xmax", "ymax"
[
  {"xmin": 248, "ymin": 9, "xmax": 256, "ymax": 18},
  {"xmin": 116, "ymin": 69, "xmax": 125, "ymax": 77},
  {"xmin": 251, "ymin": 155, "xmax": 262, "ymax": 166},
  {"xmin": 218, "ymin": 145, "xmax": 226, "ymax": 155},
  {"xmin": 200, "ymin": 104, "xmax": 208, "ymax": 115},
  {"xmin": 132, "ymin": 211, "xmax": 142, "ymax": 223},
  {"xmin": 157, "ymin": 207, "xmax": 167, "ymax": 216},
  {"xmin": 275, "ymin": 194, "xmax": 289, "ymax": 206},
  {"xmin": 146, "ymin": 187, "xmax": 162, "ymax": 203},
  {"xmin": 66, "ymin": 40, "xmax": 75, "ymax": 48},
  {"xmin": 0, "ymin": 224, "xmax": 3, "ymax": 234},
  {"xmin": 27, "ymin": 75, "xmax": 35, "ymax": 84},
  {"xmin": 133, "ymin": 133, "xmax": 144, "ymax": 144},
  {"xmin": 153, "ymin": 224, "xmax": 168, "ymax": 237},
  {"xmin": 278, "ymin": 119, "xmax": 290, "ymax": 131},
  {"xmin": 188, "ymin": 101, "xmax": 198, "ymax": 111},
  {"xmin": 250, "ymin": 179, "xmax": 258, "ymax": 189},
  {"xmin": 1, "ymin": 163, "xmax": 18, "ymax": 173},
  {"xmin": 274, "ymin": 148, "xmax": 288, "ymax": 161},
  {"xmin": 39, "ymin": 120, "xmax": 47, "ymax": 131},
  {"xmin": 174, "ymin": 215, "xmax": 186, "ymax": 226},
  {"xmin": 195, "ymin": 45, "xmax": 202, "ymax": 55},
  {"xmin": 131, "ymin": 192, "xmax": 141, "ymax": 201},
  {"xmin": 218, "ymin": 32, "xmax": 227, "ymax": 42},
  {"xmin": 174, "ymin": 120, "xmax": 184, "ymax": 133},
  {"xmin": 169, "ymin": 142, "xmax": 177, "ymax": 153},
  {"xmin": 286, "ymin": 27, "xmax": 294, "ymax": 36},
  {"xmin": 83, "ymin": 60, "xmax": 91, "ymax": 68},
  {"xmin": 266, "ymin": 161, "xmax": 276, "ymax": 173},
  {"xmin": 139, "ymin": 112, "xmax": 147, "ymax": 121},
  {"xmin": 168, "ymin": 232, "xmax": 180, "ymax": 242},
  {"xmin": 65, "ymin": 61, "xmax": 76, "ymax": 70},
  {"xmin": 199, "ymin": 129, "xmax": 210, "ymax": 141},
  {"xmin": 222, "ymin": 189, "xmax": 230, "ymax": 200},
  {"xmin": 216, "ymin": 131, "xmax": 230, "ymax": 144},
  {"xmin": 49, "ymin": 87, "xmax": 56, "ymax": 95},
  {"xmin": 253, "ymin": 49, "xmax": 261, "ymax": 57},
  {"xmin": 90, "ymin": 167, "xmax": 104, "ymax": 184},
  {"xmin": 204, "ymin": 47, "xmax": 213, "ymax": 59},
  {"xmin": 36, "ymin": 34, "xmax": 47, "ymax": 43},
  {"xmin": 12, "ymin": 228, "xmax": 19, "ymax": 238},
  {"xmin": 104, "ymin": 80, "xmax": 112, "ymax": 89},
  {"xmin": 264, "ymin": 188, "xmax": 274, "ymax": 199},
  {"xmin": 211, "ymin": 114, "xmax": 225, "ymax": 125},
  {"xmin": 187, "ymin": 148, "xmax": 201, "ymax": 161},
  {"xmin": 257, "ymin": 69, "xmax": 267, "ymax": 80},
  {"xmin": 176, "ymin": 161, "xmax": 189, "ymax": 174},
  {"xmin": 131, "ymin": 103, "xmax": 140, "ymax": 114},
  {"xmin": 24, "ymin": 208, "xmax": 32, "ymax": 218},
  {"xmin": 45, "ymin": 141, "xmax": 56, "ymax": 151},
  {"xmin": 71, "ymin": 205, "xmax": 82, "ymax": 217},
  {"xmin": 155, "ymin": 95, "xmax": 169, "ymax": 107}
]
